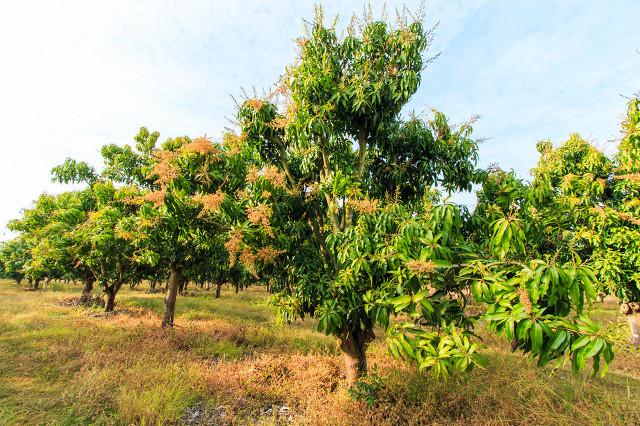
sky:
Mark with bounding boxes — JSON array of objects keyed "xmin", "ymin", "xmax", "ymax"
[{"xmin": 0, "ymin": 0, "xmax": 638, "ymax": 240}]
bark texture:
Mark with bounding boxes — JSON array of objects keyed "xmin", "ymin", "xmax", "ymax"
[
  {"xmin": 162, "ymin": 266, "xmax": 182, "ymax": 327},
  {"xmin": 215, "ymin": 282, "xmax": 222, "ymax": 299},
  {"xmin": 105, "ymin": 288, "xmax": 117, "ymax": 312},
  {"xmin": 621, "ymin": 302, "xmax": 640, "ymax": 345},
  {"xmin": 337, "ymin": 327, "xmax": 375, "ymax": 386},
  {"xmin": 80, "ymin": 277, "xmax": 94, "ymax": 301}
]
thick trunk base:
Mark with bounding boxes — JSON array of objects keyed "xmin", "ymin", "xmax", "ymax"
[
  {"xmin": 105, "ymin": 290, "xmax": 116, "ymax": 312},
  {"xmin": 337, "ymin": 328, "xmax": 375, "ymax": 386},
  {"xmin": 215, "ymin": 283, "xmax": 222, "ymax": 299},
  {"xmin": 80, "ymin": 278, "xmax": 94, "ymax": 301}
]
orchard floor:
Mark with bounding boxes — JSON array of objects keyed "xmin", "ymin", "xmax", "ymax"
[{"xmin": 0, "ymin": 280, "xmax": 639, "ymax": 425}]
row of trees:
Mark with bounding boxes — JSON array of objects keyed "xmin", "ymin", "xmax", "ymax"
[{"xmin": 1, "ymin": 7, "xmax": 638, "ymax": 385}]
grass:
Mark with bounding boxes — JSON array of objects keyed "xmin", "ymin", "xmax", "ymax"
[{"xmin": 0, "ymin": 280, "xmax": 638, "ymax": 425}]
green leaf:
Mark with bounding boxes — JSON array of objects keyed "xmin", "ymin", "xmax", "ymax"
[
  {"xmin": 571, "ymin": 335, "xmax": 591, "ymax": 352},
  {"xmin": 432, "ymin": 259, "xmax": 452, "ymax": 268},
  {"xmin": 471, "ymin": 353, "xmax": 489, "ymax": 368},
  {"xmin": 583, "ymin": 338, "xmax": 604, "ymax": 359},
  {"xmin": 530, "ymin": 323, "xmax": 543, "ymax": 354},
  {"xmin": 549, "ymin": 330, "xmax": 567, "ymax": 352}
]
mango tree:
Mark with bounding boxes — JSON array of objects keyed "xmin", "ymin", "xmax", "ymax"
[
  {"xmin": 237, "ymin": 9, "xmax": 486, "ymax": 384},
  {"xmin": 124, "ymin": 132, "xmax": 283, "ymax": 326},
  {"xmin": 51, "ymin": 128, "xmax": 166, "ymax": 310},
  {"xmin": 469, "ymin": 164, "xmax": 613, "ymax": 375},
  {"xmin": 586, "ymin": 98, "xmax": 640, "ymax": 344},
  {"xmin": 518, "ymin": 99, "xmax": 640, "ymax": 346},
  {"xmin": 0, "ymin": 237, "xmax": 30, "ymax": 285},
  {"xmin": 8, "ymin": 190, "xmax": 99, "ymax": 297},
  {"xmin": 7, "ymin": 194, "xmax": 62, "ymax": 289},
  {"xmin": 71, "ymin": 182, "xmax": 144, "ymax": 311}
]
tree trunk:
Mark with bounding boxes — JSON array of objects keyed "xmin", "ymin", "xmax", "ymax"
[
  {"xmin": 45, "ymin": 276, "xmax": 52, "ymax": 289},
  {"xmin": 81, "ymin": 277, "xmax": 94, "ymax": 301},
  {"xmin": 105, "ymin": 288, "xmax": 117, "ymax": 312},
  {"xmin": 235, "ymin": 283, "xmax": 239, "ymax": 294},
  {"xmin": 215, "ymin": 282, "xmax": 222, "ymax": 299},
  {"xmin": 629, "ymin": 314, "xmax": 640, "ymax": 346},
  {"xmin": 337, "ymin": 327, "xmax": 375, "ymax": 386},
  {"xmin": 150, "ymin": 280, "xmax": 157, "ymax": 291},
  {"xmin": 16, "ymin": 278, "xmax": 22, "ymax": 286},
  {"xmin": 622, "ymin": 302, "xmax": 640, "ymax": 345},
  {"xmin": 162, "ymin": 266, "xmax": 182, "ymax": 327},
  {"xmin": 33, "ymin": 279, "xmax": 40, "ymax": 290}
]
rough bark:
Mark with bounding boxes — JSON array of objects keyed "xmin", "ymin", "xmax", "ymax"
[
  {"xmin": 215, "ymin": 282, "xmax": 222, "ymax": 299},
  {"xmin": 337, "ymin": 327, "xmax": 375, "ymax": 386},
  {"xmin": 162, "ymin": 266, "xmax": 182, "ymax": 327},
  {"xmin": 105, "ymin": 288, "xmax": 117, "ymax": 312},
  {"xmin": 80, "ymin": 277, "xmax": 94, "ymax": 301},
  {"xmin": 621, "ymin": 302, "xmax": 640, "ymax": 345},
  {"xmin": 629, "ymin": 314, "xmax": 640, "ymax": 346}
]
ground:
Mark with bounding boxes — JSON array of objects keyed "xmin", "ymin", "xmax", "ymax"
[{"xmin": 0, "ymin": 280, "xmax": 638, "ymax": 425}]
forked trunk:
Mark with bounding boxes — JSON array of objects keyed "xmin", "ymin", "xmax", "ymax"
[
  {"xmin": 215, "ymin": 282, "xmax": 222, "ymax": 299},
  {"xmin": 162, "ymin": 266, "xmax": 182, "ymax": 327},
  {"xmin": 337, "ymin": 327, "xmax": 375, "ymax": 386},
  {"xmin": 105, "ymin": 288, "xmax": 117, "ymax": 312}
]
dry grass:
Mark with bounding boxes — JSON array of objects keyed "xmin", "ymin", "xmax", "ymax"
[{"xmin": 0, "ymin": 280, "xmax": 638, "ymax": 425}]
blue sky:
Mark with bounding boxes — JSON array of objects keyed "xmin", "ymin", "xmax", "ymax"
[{"xmin": 0, "ymin": 0, "xmax": 638, "ymax": 239}]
